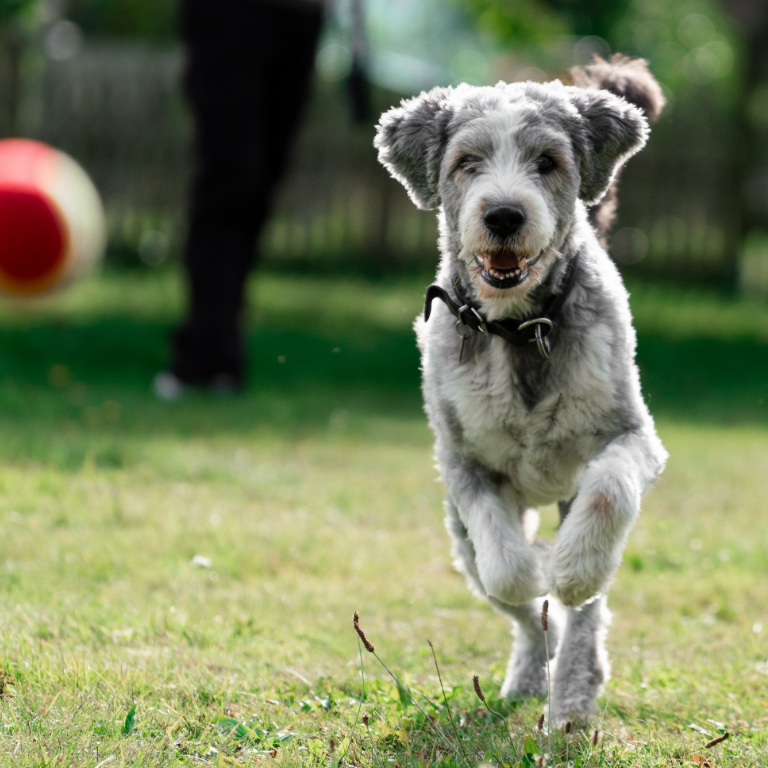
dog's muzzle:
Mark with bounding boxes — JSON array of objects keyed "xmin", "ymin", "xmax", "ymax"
[{"xmin": 474, "ymin": 250, "xmax": 543, "ymax": 289}]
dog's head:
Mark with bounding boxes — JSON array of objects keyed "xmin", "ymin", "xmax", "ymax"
[{"xmin": 375, "ymin": 80, "xmax": 648, "ymax": 300}]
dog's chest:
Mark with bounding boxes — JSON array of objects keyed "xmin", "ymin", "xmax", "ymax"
[{"xmin": 441, "ymin": 335, "xmax": 616, "ymax": 503}]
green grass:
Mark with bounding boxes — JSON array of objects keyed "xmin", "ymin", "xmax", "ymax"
[{"xmin": 0, "ymin": 267, "xmax": 767, "ymax": 766}]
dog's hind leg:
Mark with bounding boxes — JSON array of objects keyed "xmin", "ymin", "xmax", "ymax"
[
  {"xmin": 445, "ymin": 501, "xmax": 561, "ymax": 699},
  {"xmin": 550, "ymin": 596, "xmax": 611, "ymax": 724}
]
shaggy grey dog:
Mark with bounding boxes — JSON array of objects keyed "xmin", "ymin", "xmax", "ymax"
[{"xmin": 375, "ymin": 58, "xmax": 668, "ymax": 723}]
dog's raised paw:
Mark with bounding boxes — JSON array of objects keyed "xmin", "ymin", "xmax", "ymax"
[
  {"xmin": 547, "ymin": 518, "xmax": 625, "ymax": 607},
  {"xmin": 547, "ymin": 549, "xmax": 612, "ymax": 607},
  {"xmin": 549, "ymin": 578, "xmax": 603, "ymax": 608},
  {"xmin": 478, "ymin": 553, "xmax": 548, "ymax": 606}
]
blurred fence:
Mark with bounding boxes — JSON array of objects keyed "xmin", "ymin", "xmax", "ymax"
[
  {"xmin": 608, "ymin": 90, "xmax": 739, "ymax": 286},
  {"xmin": 14, "ymin": 40, "xmax": 438, "ymax": 275},
  {"xmin": 6, "ymin": 40, "xmax": 752, "ymax": 288},
  {"xmin": 20, "ymin": 43, "xmax": 191, "ymax": 266}
]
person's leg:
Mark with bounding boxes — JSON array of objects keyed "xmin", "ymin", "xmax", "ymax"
[{"xmin": 168, "ymin": 0, "xmax": 323, "ymax": 388}]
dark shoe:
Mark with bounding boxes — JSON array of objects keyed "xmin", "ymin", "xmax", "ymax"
[
  {"xmin": 153, "ymin": 370, "xmax": 242, "ymax": 400},
  {"xmin": 153, "ymin": 370, "xmax": 187, "ymax": 400},
  {"xmin": 165, "ymin": 321, "xmax": 245, "ymax": 397}
]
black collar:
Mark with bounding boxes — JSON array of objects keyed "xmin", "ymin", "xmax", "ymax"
[{"xmin": 424, "ymin": 251, "xmax": 581, "ymax": 359}]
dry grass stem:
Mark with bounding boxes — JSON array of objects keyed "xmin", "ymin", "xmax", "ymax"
[
  {"xmin": 541, "ymin": 598, "xmax": 552, "ymax": 754},
  {"xmin": 705, "ymin": 732, "xmax": 730, "ymax": 748},
  {"xmin": 353, "ymin": 612, "xmax": 375, "ymax": 653},
  {"xmin": 428, "ymin": 639, "xmax": 472, "ymax": 768},
  {"xmin": 472, "ymin": 675, "xmax": 486, "ymax": 703},
  {"xmin": 362, "ymin": 714, "xmax": 379, "ymax": 763},
  {"xmin": 348, "ymin": 614, "xmax": 470, "ymax": 767},
  {"xmin": 350, "ymin": 622, "xmax": 457, "ymax": 759},
  {"xmin": 471, "ymin": 675, "xmax": 519, "ymax": 763},
  {"xmin": 340, "ymin": 632, "xmax": 368, "ymax": 766}
]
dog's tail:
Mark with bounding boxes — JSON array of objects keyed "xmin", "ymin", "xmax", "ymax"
[{"xmin": 569, "ymin": 54, "xmax": 666, "ymax": 245}]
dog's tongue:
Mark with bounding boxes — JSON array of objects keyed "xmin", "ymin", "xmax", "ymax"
[{"xmin": 487, "ymin": 251, "xmax": 521, "ymax": 270}]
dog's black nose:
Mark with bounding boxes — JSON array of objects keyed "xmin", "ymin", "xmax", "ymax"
[{"xmin": 483, "ymin": 205, "xmax": 525, "ymax": 239}]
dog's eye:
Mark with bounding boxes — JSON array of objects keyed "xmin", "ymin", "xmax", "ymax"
[
  {"xmin": 536, "ymin": 155, "xmax": 555, "ymax": 173},
  {"xmin": 457, "ymin": 156, "xmax": 480, "ymax": 175}
]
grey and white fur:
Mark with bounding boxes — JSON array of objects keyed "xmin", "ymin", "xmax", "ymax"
[{"xmin": 375, "ymin": 58, "xmax": 668, "ymax": 723}]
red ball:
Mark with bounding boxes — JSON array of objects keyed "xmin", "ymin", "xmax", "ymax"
[{"xmin": 0, "ymin": 139, "xmax": 105, "ymax": 297}]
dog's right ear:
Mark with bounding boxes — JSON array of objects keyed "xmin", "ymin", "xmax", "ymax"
[{"xmin": 375, "ymin": 87, "xmax": 454, "ymax": 211}]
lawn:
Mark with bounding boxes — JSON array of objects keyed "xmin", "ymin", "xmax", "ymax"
[{"xmin": 0, "ymin": 267, "xmax": 767, "ymax": 767}]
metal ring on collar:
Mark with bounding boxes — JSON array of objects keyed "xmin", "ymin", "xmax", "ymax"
[
  {"xmin": 470, "ymin": 307, "xmax": 488, "ymax": 334},
  {"xmin": 455, "ymin": 305, "xmax": 474, "ymax": 339},
  {"xmin": 516, "ymin": 316, "xmax": 553, "ymax": 334}
]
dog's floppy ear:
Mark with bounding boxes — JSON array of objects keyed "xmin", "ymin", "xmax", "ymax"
[
  {"xmin": 568, "ymin": 88, "xmax": 649, "ymax": 205},
  {"xmin": 375, "ymin": 87, "xmax": 454, "ymax": 210}
]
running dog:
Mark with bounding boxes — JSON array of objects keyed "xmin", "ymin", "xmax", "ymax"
[{"xmin": 375, "ymin": 56, "xmax": 668, "ymax": 722}]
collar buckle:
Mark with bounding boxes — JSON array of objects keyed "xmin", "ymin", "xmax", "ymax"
[
  {"xmin": 455, "ymin": 305, "xmax": 474, "ymax": 340},
  {"xmin": 517, "ymin": 317, "xmax": 553, "ymax": 359}
]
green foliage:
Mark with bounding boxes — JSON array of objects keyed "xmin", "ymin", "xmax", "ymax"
[
  {"xmin": 543, "ymin": 0, "xmax": 633, "ymax": 39},
  {"xmin": 0, "ymin": 0, "xmax": 36, "ymax": 23},
  {"xmin": 67, "ymin": 0, "xmax": 177, "ymax": 41},
  {"xmin": 612, "ymin": 0, "xmax": 740, "ymax": 99},
  {"xmin": 457, "ymin": 0, "xmax": 741, "ymax": 103},
  {"xmin": 456, "ymin": 0, "xmax": 622, "ymax": 47},
  {"xmin": 450, "ymin": 0, "xmax": 567, "ymax": 47}
]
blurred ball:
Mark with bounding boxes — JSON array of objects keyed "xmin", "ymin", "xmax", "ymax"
[{"xmin": 0, "ymin": 138, "xmax": 106, "ymax": 297}]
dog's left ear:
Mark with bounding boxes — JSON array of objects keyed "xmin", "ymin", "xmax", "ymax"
[
  {"xmin": 375, "ymin": 87, "xmax": 454, "ymax": 210},
  {"xmin": 568, "ymin": 88, "xmax": 649, "ymax": 205}
]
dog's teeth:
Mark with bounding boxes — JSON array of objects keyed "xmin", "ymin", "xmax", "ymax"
[
  {"xmin": 514, "ymin": 268, "xmax": 521, "ymax": 276},
  {"xmin": 483, "ymin": 256, "xmax": 491, "ymax": 271},
  {"xmin": 519, "ymin": 258, "xmax": 527, "ymax": 271}
]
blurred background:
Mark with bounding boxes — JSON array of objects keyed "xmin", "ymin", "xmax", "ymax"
[
  {"xmin": 1, "ymin": 0, "xmax": 767, "ymax": 294},
  {"xmin": 2, "ymin": 5, "xmax": 768, "ymax": 761}
]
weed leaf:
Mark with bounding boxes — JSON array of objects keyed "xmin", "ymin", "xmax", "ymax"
[
  {"xmin": 122, "ymin": 704, "xmax": 136, "ymax": 735},
  {"xmin": 523, "ymin": 734, "xmax": 539, "ymax": 755},
  {"xmin": 214, "ymin": 716, "xmax": 260, "ymax": 743},
  {"xmin": 213, "ymin": 717, "xmax": 294, "ymax": 748},
  {"xmin": 396, "ymin": 677, "xmax": 411, "ymax": 708}
]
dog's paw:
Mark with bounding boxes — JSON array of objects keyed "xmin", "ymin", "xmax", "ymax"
[
  {"xmin": 549, "ymin": 575, "xmax": 603, "ymax": 608},
  {"xmin": 500, "ymin": 658, "xmax": 549, "ymax": 700},
  {"xmin": 477, "ymin": 545, "xmax": 548, "ymax": 606},
  {"xmin": 547, "ymin": 540, "xmax": 617, "ymax": 607}
]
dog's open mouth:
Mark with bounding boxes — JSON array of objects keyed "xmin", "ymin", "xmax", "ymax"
[{"xmin": 474, "ymin": 250, "xmax": 542, "ymax": 289}]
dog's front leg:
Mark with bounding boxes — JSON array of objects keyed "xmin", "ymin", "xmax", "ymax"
[
  {"xmin": 442, "ymin": 454, "xmax": 548, "ymax": 605},
  {"xmin": 445, "ymin": 501, "xmax": 559, "ymax": 698},
  {"xmin": 548, "ymin": 430, "xmax": 665, "ymax": 607}
]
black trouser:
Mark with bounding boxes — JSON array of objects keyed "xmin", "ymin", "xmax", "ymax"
[{"xmin": 172, "ymin": 0, "xmax": 323, "ymax": 383}]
